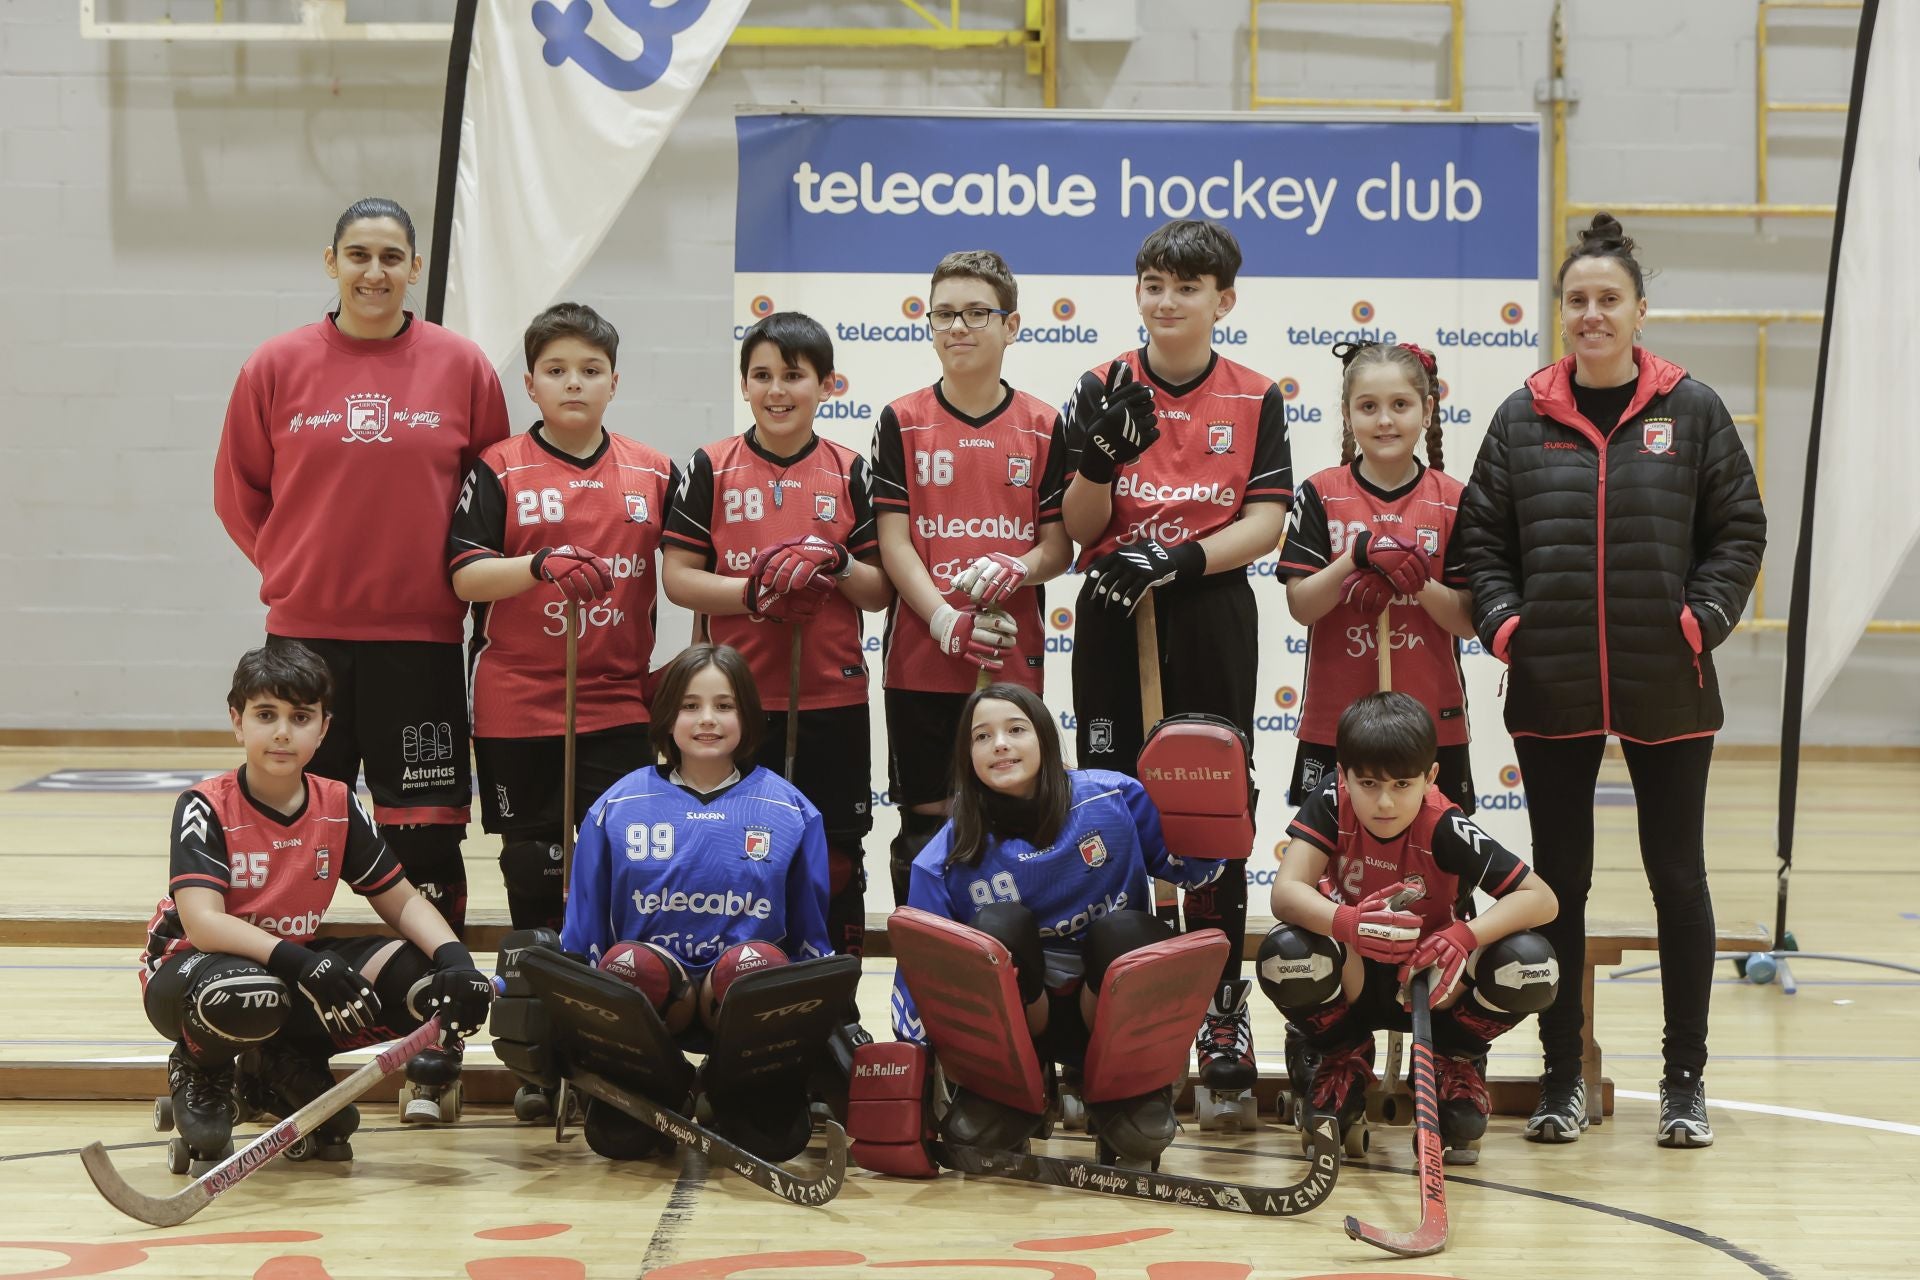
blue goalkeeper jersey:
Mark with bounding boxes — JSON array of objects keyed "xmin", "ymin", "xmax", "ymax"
[
  {"xmin": 562, "ymin": 764, "xmax": 833, "ymax": 976},
  {"xmin": 892, "ymin": 768, "xmax": 1224, "ymax": 1042}
]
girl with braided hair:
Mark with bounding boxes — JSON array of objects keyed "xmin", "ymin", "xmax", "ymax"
[{"xmin": 1273, "ymin": 340, "xmax": 1479, "ymax": 811}]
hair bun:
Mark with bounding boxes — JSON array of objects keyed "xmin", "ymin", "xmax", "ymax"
[
  {"xmin": 1332, "ymin": 339, "xmax": 1376, "ymax": 368},
  {"xmin": 1579, "ymin": 211, "xmax": 1635, "ymax": 256}
]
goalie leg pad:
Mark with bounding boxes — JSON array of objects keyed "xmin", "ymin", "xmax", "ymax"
[
  {"xmin": 1082, "ymin": 928, "xmax": 1228, "ymax": 1105},
  {"xmin": 848, "ymin": 1040, "xmax": 938, "ymax": 1177},
  {"xmin": 887, "ymin": 907, "xmax": 1049, "ymax": 1116}
]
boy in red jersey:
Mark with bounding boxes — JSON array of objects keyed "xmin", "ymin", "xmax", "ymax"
[
  {"xmin": 663, "ymin": 312, "xmax": 893, "ymax": 959},
  {"xmin": 1061, "ymin": 219, "xmax": 1292, "ymax": 1094},
  {"xmin": 869, "ymin": 251, "xmax": 1072, "ymax": 902},
  {"xmin": 1259, "ymin": 692, "xmax": 1557, "ymax": 1162},
  {"xmin": 140, "ymin": 644, "xmax": 493, "ymax": 1172},
  {"xmin": 449, "ymin": 303, "xmax": 677, "ymax": 937}
]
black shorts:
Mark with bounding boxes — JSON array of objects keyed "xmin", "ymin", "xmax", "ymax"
[
  {"xmin": 754, "ymin": 702, "xmax": 873, "ymax": 841},
  {"xmin": 269, "ymin": 636, "xmax": 471, "ymax": 828},
  {"xmin": 475, "ymin": 723, "xmax": 654, "ymax": 837},
  {"xmin": 1070, "ymin": 572, "xmax": 1258, "ymax": 776},
  {"xmin": 1288, "ymin": 739, "xmax": 1477, "ymax": 814},
  {"xmin": 884, "ymin": 688, "xmax": 971, "ymax": 809}
]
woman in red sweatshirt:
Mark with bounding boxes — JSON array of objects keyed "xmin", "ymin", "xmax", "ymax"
[{"xmin": 213, "ymin": 196, "xmax": 510, "ymax": 973}]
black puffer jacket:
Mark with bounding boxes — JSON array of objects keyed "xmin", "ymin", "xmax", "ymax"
[{"xmin": 1456, "ymin": 351, "xmax": 1765, "ymax": 743}]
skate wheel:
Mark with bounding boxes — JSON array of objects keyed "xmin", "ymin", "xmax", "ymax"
[
  {"xmin": 153, "ymin": 1096, "xmax": 174, "ymax": 1132},
  {"xmin": 1194, "ymin": 1091, "xmax": 1223, "ymax": 1131},
  {"xmin": 1233, "ymin": 1093, "xmax": 1260, "ymax": 1130},
  {"xmin": 1443, "ymin": 1139, "xmax": 1482, "ymax": 1166},
  {"xmin": 513, "ymin": 1086, "xmax": 552, "ymax": 1124},
  {"xmin": 165, "ymin": 1137, "xmax": 191, "ymax": 1175},
  {"xmin": 286, "ymin": 1135, "xmax": 315, "ymax": 1163},
  {"xmin": 1343, "ymin": 1122, "xmax": 1370, "ymax": 1158},
  {"xmin": 1058, "ymin": 1092, "xmax": 1087, "ymax": 1132},
  {"xmin": 1746, "ymin": 953, "xmax": 1778, "ymax": 985},
  {"xmin": 446, "ymin": 1080, "xmax": 463, "ymax": 1122},
  {"xmin": 1373, "ymin": 1089, "xmax": 1414, "ymax": 1127}
]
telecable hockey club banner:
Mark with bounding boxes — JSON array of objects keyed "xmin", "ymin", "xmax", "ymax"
[{"xmin": 733, "ymin": 110, "xmax": 1544, "ymax": 911}]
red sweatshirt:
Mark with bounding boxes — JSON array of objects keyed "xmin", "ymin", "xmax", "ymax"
[{"xmin": 214, "ymin": 315, "xmax": 512, "ymax": 643}]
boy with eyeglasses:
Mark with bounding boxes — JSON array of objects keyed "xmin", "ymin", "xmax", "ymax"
[{"xmin": 869, "ymin": 250, "xmax": 1071, "ymax": 905}]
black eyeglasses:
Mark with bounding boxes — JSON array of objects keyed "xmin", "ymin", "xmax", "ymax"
[{"xmin": 926, "ymin": 306, "xmax": 1010, "ymax": 331}]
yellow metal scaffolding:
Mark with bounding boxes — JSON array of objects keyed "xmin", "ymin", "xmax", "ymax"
[{"xmin": 1250, "ymin": 0, "xmax": 1463, "ymax": 111}]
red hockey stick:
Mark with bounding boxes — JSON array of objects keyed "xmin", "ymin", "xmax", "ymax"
[
  {"xmin": 81, "ymin": 1017, "xmax": 443, "ymax": 1227},
  {"xmin": 1343, "ymin": 971, "xmax": 1447, "ymax": 1256}
]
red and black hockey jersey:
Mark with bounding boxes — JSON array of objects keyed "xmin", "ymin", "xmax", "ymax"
[
  {"xmin": 1276, "ymin": 460, "xmax": 1471, "ymax": 746},
  {"xmin": 448, "ymin": 426, "xmax": 677, "ymax": 739},
  {"xmin": 870, "ymin": 382, "xmax": 1068, "ymax": 694},
  {"xmin": 1068, "ymin": 350, "xmax": 1293, "ymax": 567},
  {"xmin": 662, "ymin": 431, "xmax": 878, "ymax": 711},
  {"xmin": 140, "ymin": 769, "xmax": 403, "ymax": 986},
  {"xmin": 1286, "ymin": 778, "xmax": 1528, "ymax": 938}
]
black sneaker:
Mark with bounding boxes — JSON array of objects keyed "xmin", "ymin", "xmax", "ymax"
[
  {"xmin": 1658, "ymin": 1071, "xmax": 1713, "ymax": 1148},
  {"xmin": 1525, "ymin": 1072, "xmax": 1588, "ymax": 1143}
]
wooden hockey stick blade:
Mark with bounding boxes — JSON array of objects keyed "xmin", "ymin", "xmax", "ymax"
[
  {"xmin": 942, "ymin": 1112, "xmax": 1340, "ymax": 1217},
  {"xmin": 81, "ymin": 1017, "xmax": 443, "ymax": 1227},
  {"xmin": 568, "ymin": 1068, "xmax": 847, "ymax": 1206},
  {"xmin": 1343, "ymin": 973, "xmax": 1449, "ymax": 1256}
]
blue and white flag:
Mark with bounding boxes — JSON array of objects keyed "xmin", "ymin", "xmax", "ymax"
[{"xmin": 444, "ymin": 0, "xmax": 748, "ymax": 368}]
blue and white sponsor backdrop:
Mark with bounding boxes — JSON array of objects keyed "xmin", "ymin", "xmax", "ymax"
[{"xmin": 733, "ymin": 110, "xmax": 1544, "ymax": 912}]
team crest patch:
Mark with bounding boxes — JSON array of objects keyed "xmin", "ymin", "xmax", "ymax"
[
  {"xmin": 1642, "ymin": 419, "xmax": 1674, "ymax": 455},
  {"xmin": 625, "ymin": 493, "xmax": 649, "ymax": 523},
  {"xmin": 1207, "ymin": 422, "xmax": 1234, "ymax": 453},
  {"xmin": 1007, "ymin": 455, "xmax": 1033, "ymax": 487},
  {"xmin": 1088, "ymin": 718, "xmax": 1114, "ymax": 754},
  {"xmin": 744, "ymin": 827, "xmax": 772, "ymax": 860},
  {"xmin": 343, "ymin": 393, "xmax": 393, "ymax": 444},
  {"xmin": 814, "ymin": 493, "xmax": 837, "ymax": 521},
  {"xmin": 1078, "ymin": 833, "xmax": 1109, "ymax": 868},
  {"xmin": 313, "ymin": 847, "xmax": 331, "ymax": 881},
  {"xmin": 1416, "ymin": 526, "xmax": 1440, "ymax": 556}
]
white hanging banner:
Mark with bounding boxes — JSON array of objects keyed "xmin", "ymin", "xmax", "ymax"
[{"xmin": 445, "ymin": 0, "xmax": 749, "ymax": 368}]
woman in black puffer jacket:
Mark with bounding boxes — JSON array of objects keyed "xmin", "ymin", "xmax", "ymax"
[{"xmin": 1456, "ymin": 213, "xmax": 1764, "ymax": 1152}]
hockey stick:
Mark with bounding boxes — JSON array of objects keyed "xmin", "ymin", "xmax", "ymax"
[
  {"xmin": 941, "ymin": 1112, "xmax": 1340, "ymax": 1217},
  {"xmin": 785, "ymin": 624, "xmax": 803, "ymax": 780},
  {"xmin": 1376, "ymin": 611, "xmax": 1392, "ymax": 692},
  {"xmin": 568, "ymin": 1066, "xmax": 847, "ymax": 1206},
  {"xmin": 1136, "ymin": 591, "xmax": 1179, "ymax": 926},
  {"xmin": 1344, "ymin": 970, "xmax": 1448, "ymax": 1256},
  {"xmin": 80, "ymin": 1017, "xmax": 443, "ymax": 1227},
  {"xmin": 562, "ymin": 598, "xmax": 581, "ymax": 894}
]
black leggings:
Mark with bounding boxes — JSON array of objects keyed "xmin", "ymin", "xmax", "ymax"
[{"xmin": 1514, "ymin": 734, "xmax": 1716, "ymax": 1080}]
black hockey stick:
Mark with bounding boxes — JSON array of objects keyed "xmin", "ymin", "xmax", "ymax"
[
  {"xmin": 785, "ymin": 623, "xmax": 803, "ymax": 780},
  {"xmin": 80, "ymin": 1017, "xmax": 443, "ymax": 1227},
  {"xmin": 568, "ymin": 1067, "xmax": 847, "ymax": 1207},
  {"xmin": 1344, "ymin": 970, "xmax": 1449, "ymax": 1256},
  {"xmin": 939, "ymin": 1110, "xmax": 1340, "ymax": 1217},
  {"xmin": 562, "ymin": 598, "xmax": 580, "ymax": 892}
]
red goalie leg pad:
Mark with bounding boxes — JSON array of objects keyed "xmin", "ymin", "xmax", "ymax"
[
  {"xmin": 1137, "ymin": 713, "xmax": 1256, "ymax": 859},
  {"xmin": 888, "ymin": 907, "xmax": 1048, "ymax": 1115},
  {"xmin": 848, "ymin": 1040, "xmax": 939, "ymax": 1177},
  {"xmin": 1083, "ymin": 928, "xmax": 1230, "ymax": 1104}
]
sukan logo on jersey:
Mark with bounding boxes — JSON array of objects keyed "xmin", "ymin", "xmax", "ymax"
[
  {"xmin": 1207, "ymin": 422, "xmax": 1234, "ymax": 453},
  {"xmin": 1007, "ymin": 456, "xmax": 1032, "ymax": 487},
  {"xmin": 344, "ymin": 393, "xmax": 393, "ymax": 444},
  {"xmin": 626, "ymin": 493, "xmax": 650, "ymax": 523},
  {"xmin": 743, "ymin": 827, "xmax": 771, "ymax": 860},
  {"xmin": 1078, "ymin": 832, "xmax": 1108, "ymax": 868}
]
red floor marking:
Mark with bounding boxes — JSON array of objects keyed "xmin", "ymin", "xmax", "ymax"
[
  {"xmin": 1290, "ymin": 1273, "xmax": 1465, "ymax": 1279},
  {"xmin": 1144, "ymin": 1265, "xmax": 1253, "ymax": 1280},
  {"xmin": 1014, "ymin": 1231, "xmax": 1172, "ymax": 1252},
  {"xmin": 0, "ymin": 1231, "xmax": 320, "ymax": 1280},
  {"xmin": 643, "ymin": 1252, "xmax": 868, "ymax": 1279},
  {"xmin": 254, "ymin": 1259, "xmax": 331, "ymax": 1280},
  {"xmin": 872, "ymin": 1263, "xmax": 1096, "ymax": 1278},
  {"xmin": 467, "ymin": 1260, "xmax": 585, "ymax": 1280},
  {"xmin": 474, "ymin": 1225, "xmax": 572, "ymax": 1242}
]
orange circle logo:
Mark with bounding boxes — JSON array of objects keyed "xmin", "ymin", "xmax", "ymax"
[{"xmin": 1352, "ymin": 300, "xmax": 1376, "ymax": 323}]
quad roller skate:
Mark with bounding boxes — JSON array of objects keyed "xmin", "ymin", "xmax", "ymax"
[
  {"xmin": 399, "ymin": 1041, "xmax": 464, "ymax": 1125},
  {"xmin": 1436, "ymin": 1054, "xmax": 1489, "ymax": 1165},
  {"xmin": 154, "ymin": 1047, "xmax": 236, "ymax": 1176},
  {"xmin": 1192, "ymin": 979, "xmax": 1260, "ymax": 1132},
  {"xmin": 1087, "ymin": 1085, "xmax": 1177, "ymax": 1172},
  {"xmin": 1054, "ymin": 1066, "xmax": 1088, "ymax": 1132},
  {"xmin": 234, "ymin": 1041, "xmax": 358, "ymax": 1161},
  {"xmin": 1281, "ymin": 1026, "xmax": 1375, "ymax": 1159}
]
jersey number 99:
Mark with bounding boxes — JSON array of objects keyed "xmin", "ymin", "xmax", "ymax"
[
  {"xmin": 967, "ymin": 870, "xmax": 1021, "ymax": 909},
  {"xmin": 624, "ymin": 823, "xmax": 675, "ymax": 861}
]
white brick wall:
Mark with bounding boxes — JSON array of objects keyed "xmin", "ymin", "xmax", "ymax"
[{"xmin": 1, "ymin": 0, "xmax": 1910, "ymax": 743}]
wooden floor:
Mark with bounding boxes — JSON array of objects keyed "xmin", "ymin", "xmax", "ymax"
[{"xmin": 3, "ymin": 747, "xmax": 1917, "ymax": 1279}]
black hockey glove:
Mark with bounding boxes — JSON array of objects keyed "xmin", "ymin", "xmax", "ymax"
[
  {"xmin": 1085, "ymin": 539, "xmax": 1206, "ymax": 616},
  {"xmin": 422, "ymin": 941, "xmax": 496, "ymax": 1039},
  {"xmin": 1073, "ymin": 362, "xmax": 1159, "ymax": 483},
  {"xmin": 267, "ymin": 941, "xmax": 382, "ymax": 1040}
]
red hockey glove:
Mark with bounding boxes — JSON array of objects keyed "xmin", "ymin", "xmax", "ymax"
[
  {"xmin": 1356, "ymin": 533, "xmax": 1431, "ymax": 598},
  {"xmin": 950, "ymin": 552, "xmax": 1030, "ymax": 608},
  {"xmin": 1400, "ymin": 920, "xmax": 1478, "ymax": 1007},
  {"xmin": 1340, "ymin": 568, "xmax": 1392, "ymax": 618},
  {"xmin": 752, "ymin": 534, "xmax": 849, "ymax": 597},
  {"xmin": 1330, "ymin": 884, "xmax": 1422, "ymax": 965},
  {"xmin": 931, "ymin": 603, "xmax": 1016, "ymax": 671},
  {"xmin": 531, "ymin": 545, "xmax": 614, "ymax": 603}
]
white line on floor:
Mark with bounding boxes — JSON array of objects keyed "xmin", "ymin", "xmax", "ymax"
[{"xmin": 1613, "ymin": 1088, "xmax": 1920, "ymax": 1137}]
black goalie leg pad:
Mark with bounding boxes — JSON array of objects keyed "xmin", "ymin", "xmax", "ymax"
[
  {"xmin": 701, "ymin": 955, "xmax": 862, "ymax": 1163},
  {"xmin": 498, "ymin": 837, "xmax": 565, "ymax": 933},
  {"xmin": 490, "ymin": 928, "xmax": 565, "ymax": 1090}
]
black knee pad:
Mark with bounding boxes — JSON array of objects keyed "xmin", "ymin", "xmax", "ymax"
[
  {"xmin": 362, "ymin": 943, "xmax": 437, "ymax": 1025},
  {"xmin": 827, "ymin": 841, "xmax": 868, "ymax": 960},
  {"xmin": 888, "ymin": 810, "xmax": 945, "ymax": 899},
  {"xmin": 1466, "ymin": 930, "xmax": 1560, "ymax": 1014},
  {"xmin": 390, "ymin": 823, "xmax": 469, "ymax": 934},
  {"xmin": 1255, "ymin": 924, "xmax": 1343, "ymax": 1013},
  {"xmin": 181, "ymin": 954, "xmax": 290, "ymax": 1054},
  {"xmin": 1083, "ymin": 909, "xmax": 1173, "ymax": 993},
  {"xmin": 970, "ymin": 901, "xmax": 1045, "ymax": 1005},
  {"xmin": 498, "ymin": 837, "xmax": 563, "ymax": 929}
]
